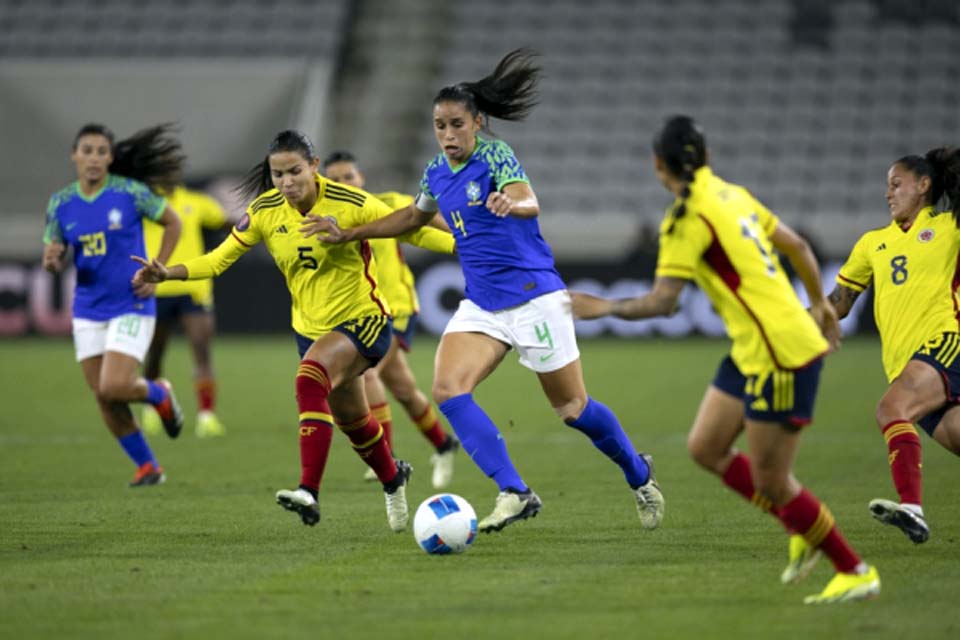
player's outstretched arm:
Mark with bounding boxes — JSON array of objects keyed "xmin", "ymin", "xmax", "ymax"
[
  {"xmin": 826, "ymin": 283, "xmax": 861, "ymax": 320},
  {"xmin": 572, "ymin": 277, "xmax": 685, "ymax": 321},
  {"xmin": 301, "ymin": 204, "xmax": 434, "ymax": 244},
  {"xmin": 131, "ymin": 256, "xmax": 187, "ymax": 284}
]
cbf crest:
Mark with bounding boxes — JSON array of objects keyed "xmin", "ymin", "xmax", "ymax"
[
  {"xmin": 107, "ymin": 208, "xmax": 123, "ymax": 230},
  {"xmin": 465, "ymin": 181, "xmax": 483, "ymax": 206}
]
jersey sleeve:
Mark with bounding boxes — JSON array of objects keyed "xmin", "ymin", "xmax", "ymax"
[
  {"xmin": 753, "ymin": 198, "xmax": 780, "ymax": 237},
  {"xmin": 43, "ymin": 195, "xmax": 63, "ymax": 244},
  {"xmin": 130, "ymin": 180, "xmax": 168, "ymax": 221},
  {"xmin": 232, "ymin": 204, "xmax": 265, "ymax": 247},
  {"xmin": 180, "ymin": 233, "xmax": 251, "ymax": 279},
  {"xmin": 655, "ymin": 212, "xmax": 712, "ymax": 281},
  {"xmin": 489, "ymin": 141, "xmax": 529, "ymax": 190},
  {"xmin": 836, "ymin": 233, "xmax": 873, "ymax": 292}
]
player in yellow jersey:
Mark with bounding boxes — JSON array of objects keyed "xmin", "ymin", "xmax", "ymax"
[
  {"xmin": 141, "ymin": 185, "xmax": 230, "ymax": 438},
  {"xmin": 132, "ymin": 130, "xmax": 455, "ymax": 532},
  {"xmin": 321, "ymin": 151, "xmax": 459, "ymax": 489},
  {"xmin": 572, "ymin": 116, "xmax": 879, "ymax": 604},
  {"xmin": 827, "ymin": 147, "xmax": 960, "ymax": 544}
]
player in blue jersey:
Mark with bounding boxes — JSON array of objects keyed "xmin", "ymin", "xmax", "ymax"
[
  {"xmin": 42, "ymin": 123, "xmax": 186, "ymax": 487},
  {"xmin": 301, "ymin": 49, "xmax": 664, "ymax": 533}
]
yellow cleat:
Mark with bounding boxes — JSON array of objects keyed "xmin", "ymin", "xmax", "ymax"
[
  {"xmin": 781, "ymin": 534, "xmax": 822, "ymax": 584},
  {"xmin": 803, "ymin": 565, "xmax": 880, "ymax": 604},
  {"xmin": 196, "ymin": 411, "xmax": 226, "ymax": 438},
  {"xmin": 141, "ymin": 405, "xmax": 163, "ymax": 436}
]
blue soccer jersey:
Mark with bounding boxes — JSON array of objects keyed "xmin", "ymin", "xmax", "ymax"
[
  {"xmin": 418, "ymin": 137, "xmax": 565, "ymax": 311},
  {"xmin": 43, "ymin": 175, "xmax": 167, "ymax": 320}
]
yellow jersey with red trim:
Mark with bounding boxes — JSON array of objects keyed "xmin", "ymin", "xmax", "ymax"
[
  {"xmin": 178, "ymin": 175, "xmax": 454, "ymax": 337},
  {"xmin": 655, "ymin": 167, "xmax": 827, "ymax": 374},
  {"xmin": 837, "ymin": 206, "xmax": 960, "ymax": 381},
  {"xmin": 144, "ymin": 186, "xmax": 227, "ymax": 304},
  {"xmin": 369, "ymin": 191, "xmax": 419, "ymax": 318}
]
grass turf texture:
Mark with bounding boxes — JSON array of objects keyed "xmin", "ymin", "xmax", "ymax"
[{"xmin": 1, "ymin": 336, "xmax": 957, "ymax": 639}]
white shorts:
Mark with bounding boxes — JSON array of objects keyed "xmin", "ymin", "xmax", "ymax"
[
  {"xmin": 72, "ymin": 314, "xmax": 156, "ymax": 363},
  {"xmin": 443, "ymin": 290, "xmax": 580, "ymax": 373}
]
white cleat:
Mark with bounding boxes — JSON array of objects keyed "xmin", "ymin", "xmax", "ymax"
[
  {"xmin": 478, "ymin": 489, "xmax": 542, "ymax": 533},
  {"xmin": 633, "ymin": 454, "xmax": 664, "ymax": 530},
  {"xmin": 276, "ymin": 488, "xmax": 320, "ymax": 526},
  {"xmin": 430, "ymin": 438, "xmax": 459, "ymax": 489},
  {"xmin": 384, "ymin": 460, "xmax": 412, "ymax": 532}
]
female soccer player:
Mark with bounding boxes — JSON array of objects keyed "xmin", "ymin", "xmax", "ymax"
[
  {"xmin": 570, "ymin": 115, "xmax": 879, "ymax": 604},
  {"xmin": 302, "ymin": 49, "xmax": 664, "ymax": 534},
  {"xmin": 827, "ymin": 147, "xmax": 960, "ymax": 544},
  {"xmin": 132, "ymin": 130, "xmax": 455, "ymax": 532},
  {"xmin": 322, "ymin": 150, "xmax": 459, "ymax": 489},
  {"xmin": 141, "ymin": 184, "xmax": 230, "ymax": 438},
  {"xmin": 42, "ymin": 123, "xmax": 185, "ymax": 487}
]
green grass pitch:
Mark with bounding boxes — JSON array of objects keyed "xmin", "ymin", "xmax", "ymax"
[{"xmin": 1, "ymin": 336, "xmax": 957, "ymax": 639}]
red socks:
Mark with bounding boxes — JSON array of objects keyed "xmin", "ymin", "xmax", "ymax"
[
  {"xmin": 195, "ymin": 377, "xmax": 216, "ymax": 412},
  {"xmin": 882, "ymin": 420, "xmax": 923, "ymax": 506},
  {"xmin": 370, "ymin": 402, "xmax": 393, "ymax": 450},
  {"xmin": 778, "ymin": 488, "xmax": 861, "ymax": 573},
  {"xmin": 338, "ymin": 414, "xmax": 397, "ymax": 483},
  {"xmin": 296, "ymin": 360, "xmax": 334, "ymax": 493},
  {"xmin": 412, "ymin": 405, "xmax": 448, "ymax": 449}
]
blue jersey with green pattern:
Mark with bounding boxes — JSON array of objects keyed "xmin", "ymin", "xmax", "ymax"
[
  {"xmin": 419, "ymin": 137, "xmax": 564, "ymax": 311},
  {"xmin": 44, "ymin": 174, "xmax": 167, "ymax": 320}
]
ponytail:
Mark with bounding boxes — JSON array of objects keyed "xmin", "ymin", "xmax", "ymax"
[
  {"xmin": 653, "ymin": 115, "xmax": 707, "ymax": 233},
  {"xmin": 236, "ymin": 129, "xmax": 318, "ymax": 203},
  {"xmin": 897, "ymin": 147, "xmax": 960, "ymax": 227},
  {"xmin": 434, "ymin": 48, "xmax": 540, "ymax": 124}
]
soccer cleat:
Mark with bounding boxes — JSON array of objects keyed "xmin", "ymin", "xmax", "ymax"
[
  {"xmin": 140, "ymin": 405, "xmax": 162, "ymax": 436},
  {"xmin": 868, "ymin": 498, "xmax": 930, "ymax": 544},
  {"xmin": 633, "ymin": 453, "xmax": 664, "ymax": 530},
  {"xmin": 195, "ymin": 410, "xmax": 226, "ymax": 438},
  {"xmin": 276, "ymin": 488, "xmax": 320, "ymax": 526},
  {"xmin": 781, "ymin": 534, "xmax": 823, "ymax": 584},
  {"xmin": 384, "ymin": 460, "xmax": 412, "ymax": 532},
  {"xmin": 129, "ymin": 461, "xmax": 165, "ymax": 487},
  {"xmin": 803, "ymin": 565, "xmax": 881, "ymax": 604},
  {"xmin": 153, "ymin": 378, "xmax": 184, "ymax": 439},
  {"xmin": 478, "ymin": 489, "xmax": 542, "ymax": 533},
  {"xmin": 430, "ymin": 437, "xmax": 460, "ymax": 489},
  {"xmin": 362, "ymin": 467, "xmax": 378, "ymax": 482}
]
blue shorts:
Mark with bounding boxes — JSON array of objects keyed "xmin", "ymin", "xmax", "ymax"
[
  {"xmin": 712, "ymin": 355, "xmax": 823, "ymax": 428},
  {"xmin": 295, "ymin": 315, "xmax": 393, "ymax": 367},
  {"xmin": 911, "ymin": 332, "xmax": 960, "ymax": 436},
  {"xmin": 155, "ymin": 295, "xmax": 211, "ymax": 324},
  {"xmin": 392, "ymin": 313, "xmax": 419, "ymax": 352}
]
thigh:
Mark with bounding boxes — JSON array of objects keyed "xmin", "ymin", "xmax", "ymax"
[
  {"xmin": 435, "ymin": 331, "xmax": 509, "ymax": 392},
  {"xmin": 302, "ymin": 331, "xmax": 370, "ymax": 390},
  {"xmin": 932, "ymin": 405, "xmax": 960, "ymax": 454},
  {"xmin": 99, "ymin": 350, "xmax": 144, "ymax": 391},
  {"xmin": 688, "ymin": 385, "xmax": 746, "ymax": 464},
  {"xmin": 883, "ymin": 359, "xmax": 949, "ymax": 422},
  {"xmin": 379, "ymin": 342, "xmax": 418, "ymax": 394},
  {"xmin": 744, "ymin": 418, "xmax": 801, "ymax": 478},
  {"xmin": 79, "ymin": 355, "xmax": 104, "ymax": 393}
]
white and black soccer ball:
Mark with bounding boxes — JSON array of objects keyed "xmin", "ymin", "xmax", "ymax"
[{"xmin": 413, "ymin": 493, "xmax": 477, "ymax": 554}]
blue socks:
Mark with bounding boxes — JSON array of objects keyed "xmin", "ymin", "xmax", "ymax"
[
  {"xmin": 145, "ymin": 380, "xmax": 167, "ymax": 406},
  {"xmin": 566, "ymin": 397, "xmax": 649, "ymax": 488},
  {"xmin": 439, "ymin": 393, "xmax": 527, "ymax": 492},
  {"xmin": 119, "ymin": 430, "xmax": 158, "ymax": 467}
]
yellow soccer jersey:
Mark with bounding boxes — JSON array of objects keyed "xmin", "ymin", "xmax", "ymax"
[
  {"xmin": 369, "ymin": 191, "xmax": 418, "ymax": 318},
  {"xmin": 144, "ymin": 186, "xmax": 227, "ymax": 304},
  {"xmin": 656, "ymin": 167, "xmax": 827, "ymax": 374},
  {"xmin": 838, "ymin": 206, "xmax": 960, "ymax": 382},
  {"xmin": 179, "ymin": 175, "xmax": 454, "ymax": 338}
]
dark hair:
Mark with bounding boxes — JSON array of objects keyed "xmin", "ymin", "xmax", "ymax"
[
  {"xmin": 895, "ymin": 147, "xmax": 960, "ymax": 226},
  {"xmin": 322, "ymin": 150, "xmax": 357, "ymax": 169},
  {"xmin": 433, "ymin": 48, "xmax": 540, "ymax": 125},
  {"xmin": 237, "ymin": 129, "xmax": 318, "ymax": 201},
  {"xmin": 653, "ymin": 115, "xmax": 708, "ymax": 233},
  {"xmin": 73, "ymin": 122, "xmax": 184, "ymax": 195}
]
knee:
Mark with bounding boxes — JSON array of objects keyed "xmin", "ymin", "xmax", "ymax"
[
  {"xmin": 386, "ymin": 375, "xmax": 417, "ymax": 404},
  {"xmin": 875, "ymin": 396, "xmax": 900, "ymax": 428},
  {"xmin": 686, "ymin": 433, "xmax": 717, "ymax": 471},
  {"xmin": 432, "ymin": 379, "xmax": 466, "ymax": 406},
  {"xmin": 362, "ymin": 368, "xmax": 379, "ymax": 386},
  {"xmin": 752, "ymin": 470, "xmax": 792, "ymax": 505},
  {"xmin": 97, "ymin": 379, "xmax": 129, "ymax": 403},
  {"xmin": 555, "ymin": 395, "xmax": 587, "ymax": 423}
]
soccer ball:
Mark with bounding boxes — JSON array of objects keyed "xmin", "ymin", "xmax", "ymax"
[{"xmin": 413, "ymin": 493, "xmax": 477, "ymax": 555}]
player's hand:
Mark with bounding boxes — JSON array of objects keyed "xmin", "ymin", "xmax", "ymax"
[
  {"xmin": 810, "ymin": 298, "xmax": 842, "ymax": 352},
  {"xmin": 300, "ymin": 215, "xmax": 354, "ymax": 243},
  {"xmin": 485, "ymin": 191, "xmax": 513, "ymax": 217},
  {"xmin": 133, "ymin": 281, "xmax": 156, "ymax": 298},
  {"xmin": 570, "ymin": 292, "xmax": 614, "ymax": 320},
  {"xmin": 130, "ymin": 255, "xmax": 169, "ymax": 284},
  {"xmin": 42, "ymin": 242, "xmax": 65, "ymax": 273}
]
